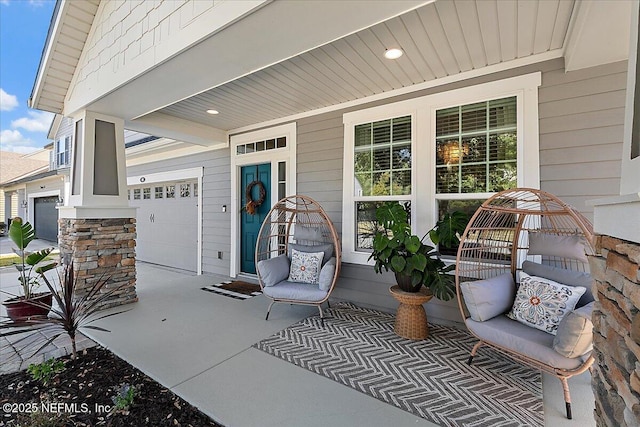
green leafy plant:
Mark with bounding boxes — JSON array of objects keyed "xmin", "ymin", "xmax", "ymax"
[
  {"xmin": 27, "ymin": 358, "xmax": 65, "ymax": 386},
  {"xmin": 369, "ymin": 202, "xmax": 467, "ymax": 300},
  {"xmin": 8, "ymin": 217, "xmax": 57, "ymax": 299},
  {"xmin": 0, "ymin": 260, "xmax": 130, "ymax": 360},
  {"xmin": 111, "ymin": 383, "xmax": 137, "ymax": 411}
]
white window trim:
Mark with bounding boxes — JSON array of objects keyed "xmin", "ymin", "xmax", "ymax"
[
  {"xmin": 127, "ymin": 167, "xmax": 204, "ymax": 275},
  {"xmin": 342, "ymin": 73, "xmax": 541, "ymax": 265},
  {"xmin": 229, "ymin": 122, "xmax": 297, "ymax": 278}
]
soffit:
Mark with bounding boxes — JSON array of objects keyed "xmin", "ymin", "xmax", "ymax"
[
  {"xmin": 30, "ymin": 0, "xmax": 100, "ymax": 113},
  {"xmin": 158, "ymin": 0, "xmax": 576, "ymax": 131}
]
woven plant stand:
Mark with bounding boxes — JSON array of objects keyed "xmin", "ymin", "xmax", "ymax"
[{"xmin": 389, "ymin": 285, "xmax": 433, "ymax": 340}]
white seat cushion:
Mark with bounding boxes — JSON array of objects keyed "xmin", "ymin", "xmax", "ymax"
[{"xmin": 262, "ymin": 281, "xmax": 328, "ymax": 302}]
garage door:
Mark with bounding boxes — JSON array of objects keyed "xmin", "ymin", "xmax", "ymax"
[
  {"xmin": 34, "ymin": 196, "xmax": 58, "ymax": 242},
  {"xmin": 128, "ymin": 180, "xmax": 198, "ymax": 272}
]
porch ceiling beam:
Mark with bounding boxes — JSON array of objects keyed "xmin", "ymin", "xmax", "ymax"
[{"xmin": 125, "ymin": 112, "xmax": 228, "ymax": 148}]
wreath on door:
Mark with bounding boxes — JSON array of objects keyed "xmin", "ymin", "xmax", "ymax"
[{"xmin": 245, "ymin": 180, "xmax": 266, "ymax": 215}]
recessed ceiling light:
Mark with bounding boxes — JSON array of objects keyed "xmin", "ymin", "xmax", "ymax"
[
  {"xmin": 384, "ymin": 48, "xmax": 403, "ymax": 60},
  {"xmin": 206, "ymin": 109, "xmax": 219, "ymax": 115}
]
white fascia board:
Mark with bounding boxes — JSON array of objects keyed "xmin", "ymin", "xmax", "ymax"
[
  {"xmin": 30, "ymin": 0, "xmax": 66, "ymax": 111},
  {"xmin": 564, "ymin": 0, "xmax": 631, "ymax": 72}
]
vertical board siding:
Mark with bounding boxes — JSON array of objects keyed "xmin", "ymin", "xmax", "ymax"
[
  {"xmin": 295, "ymin": 58, "xmax": 625, "ymax": 322},
  {"xmin": 126, "ymin": 149, "xmax": 231, "ymax": 277}
]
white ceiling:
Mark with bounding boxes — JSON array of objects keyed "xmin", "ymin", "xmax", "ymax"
[{"xmin": 157, "ymin": 0, "xmax": 576, "ymax": 132}]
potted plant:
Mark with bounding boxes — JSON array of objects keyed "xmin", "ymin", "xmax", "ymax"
[
  {"xmin": 369, "ymin": 202, "xmax": 467, "ymax": 301},
  {"xmin": 2, "ymin": 217, "xmax": 57, "ymax": 321}
]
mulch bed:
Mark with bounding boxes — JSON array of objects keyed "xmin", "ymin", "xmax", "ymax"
[{"xmin": 0, "ymin": 346, "xmax": 224, "ymax": 427}]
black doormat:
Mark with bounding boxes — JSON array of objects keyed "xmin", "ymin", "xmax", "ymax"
[{"xmin": 201, "ymin": 280, "xmax": 262, "ymax": 300}]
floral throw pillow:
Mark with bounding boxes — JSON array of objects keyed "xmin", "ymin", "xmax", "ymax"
[
  {"xmin": 508, "ymin": 272, "xmax": 586, "ymax": 335},
  {"xmin": 288, "ymin": 248, "xmax": 324, "ymax": 285}
]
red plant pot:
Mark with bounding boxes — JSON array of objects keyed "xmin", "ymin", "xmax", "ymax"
[{"xmin": 3, "ymin": 292, "xmax": 52, "ymax": 321}]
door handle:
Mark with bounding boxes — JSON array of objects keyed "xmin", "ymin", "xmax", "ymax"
[{"xmin": 150, "ymin": 213, "xmax": 155, "ymax": 223}]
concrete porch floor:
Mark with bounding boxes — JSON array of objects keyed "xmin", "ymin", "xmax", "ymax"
[{"xmin": 1, "ymin": 261, "xmax": 595, "ymax": 427}]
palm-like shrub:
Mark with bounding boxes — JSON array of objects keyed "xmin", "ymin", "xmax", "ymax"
[
  {"xmin": 8, "ymin": 217, "xmax": 57, "ymax": 299},
  {"xmin": 1, "ymin": 261, "xmax": 129, "ymax": 360}
]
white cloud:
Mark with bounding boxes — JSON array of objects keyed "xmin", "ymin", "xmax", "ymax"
[
  {"xmin": 0, "ymin": 88, "xmax": 18, "ymax": 111},
  {"xmin": 0, "ymin": 129, "xmax": 38, "ymax": 153},
  {"xmin": 0, "ymin": 1, "xmax": 10, "ymax": 6},
  {"xmin": 11, "ymin": 110, "xmax": 54, "ymax": 133}
]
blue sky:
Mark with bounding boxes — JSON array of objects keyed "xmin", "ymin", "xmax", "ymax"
[{"xmin": 0, "ymin": 0, "xmax": 56, "ymax": 154}]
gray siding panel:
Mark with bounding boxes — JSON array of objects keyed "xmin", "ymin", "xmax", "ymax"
[
  {"xmin": 295, "ymin": 57, "xmax": 625, "ymax": 323},
  {"xmin": 127, "ymin": 149, "xmax": 232, "ymax": 277}
]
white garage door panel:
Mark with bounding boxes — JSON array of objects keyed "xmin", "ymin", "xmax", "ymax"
[{"xmin": 129, "ymin": 181, "xmax": 198, "ymax": 272}]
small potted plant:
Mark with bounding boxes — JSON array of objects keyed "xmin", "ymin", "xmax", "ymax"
[
  {"xmin": 1, "ymin": 217, "xmax": 57, "ymax": 321},
  {"xmin": 369, "ymin": 202, "xmax": 467, "ymax": 301}
]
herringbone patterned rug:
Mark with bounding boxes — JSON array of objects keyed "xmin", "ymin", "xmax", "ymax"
[{"xmin": 254, "ymin": 302, "xmax": 543, "ymax": 427}]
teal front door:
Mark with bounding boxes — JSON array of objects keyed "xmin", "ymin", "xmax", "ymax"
[{"xmin": 240, "ymin": 163, "xmax": 271, "ymax": 274}]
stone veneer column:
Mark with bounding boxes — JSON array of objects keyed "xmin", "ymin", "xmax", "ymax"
[
  {"xmin": 58, "ymin": 218, "xmax": 137, "ymax": 309},
  {"xmin": 589, "ymin": 235, "xmax": 640, "ymax": 426}
]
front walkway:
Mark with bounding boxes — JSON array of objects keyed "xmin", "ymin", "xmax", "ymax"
[{"xmin": 1, "ymin": 262, "xmax": 595, "ymax": 426}]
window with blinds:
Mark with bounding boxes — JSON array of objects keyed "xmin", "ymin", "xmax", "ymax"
[
  {"xmin": 435, "ymin": 97, "xmax": 517, "ymax": 194},
  {"xmin": 353, "ymin": 115, "xmax": 412, "ymax": 251}
]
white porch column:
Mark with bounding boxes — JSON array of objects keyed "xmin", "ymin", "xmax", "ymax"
[{"xmin": 58, "ymin": 110, "xmax": 137, "ymax": 309}]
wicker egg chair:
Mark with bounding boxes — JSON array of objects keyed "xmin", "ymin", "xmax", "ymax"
[
  {"xmin": 455, "ymin": 188, "xmax": 595, "ymax": 419},
  {"xmin": 255, "ymin": 195, "xmax": 341, "ymax": 325}
]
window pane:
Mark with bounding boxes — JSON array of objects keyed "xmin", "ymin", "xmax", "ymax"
[
  {"xmin": 372, "ymin": 120, "xmax": 391, "ymax": 145},
  {"xmin": 373, "ymin": 146, "xmax": 391, "ymax": 170},
  {"xmin": 355, "ymin": 173, "xmax": 372, "ymax": 197},
  {"xmin": 392, "ymin": 116, "xmax": 411, "ymax": 142},
  {"xmin": 127, "ymin": 190, "xmax": 130, "ymax": 200},
  {"xmin": 180, "ymin": 183, "xmax": 190, "ymax": 197},
  {"xmin": 354, "ymin": 115, "xmax": 412, "ymax": 198},
  {"xmin": 436, "ymin": 107, "xmax": 459, "ymax": 136},
  {"xmin": 392, "ymin": 144, "xmax": 411, "ymax": 169},
  {"xmin": 355, "ymin": 123, "xmax": 371, "ymax": 146},
  {"xmin": 143, "ymin": 188, "xmax": 151, "ymax": 199},
  {"xmin": 461, "ymin": 135, "xmax": 486, "ymax": 164},
  {"xmin": 193, "ymin": 183, "xmax": 198, "ymax": 197},
  {"xmin": 166, "ymin": 185, "xmax": 175, "ymax": 198},
  {"xmin": 488, "ymin": 132, "xmax": 517, "ymax": 161},
  {"xmin": 237, "ymin": 145, "xmax": 245, "ymax": 155},
  {"xmin": 488, "ymin": 162, "xmax": 517, "ymax": 192},
  {"xmin": 256, "ymin": 141, "xmax": 265, "ymax": 151},
  {"xmin": 276, "ymin": 137, "xmax": 286, "ymax": 148},
  {"xmin": 355, "ymin": 201, "xmax": 380, "ymax": 251},
  {"xmin": 278, "ymin": 161, "xmax": 286, "ymax": 182},
  {"xmin": 355, "ymin": 150, "xmax": 372, "ymax": 174},
  {"xmin": 133, "ymin": 189, "xmax": 140, "ymax": 200},
  {"xmin": 391, "ymin": 170, "xmax": 411, "ymax": 195},
  {"xmin": 461, "ymin": 164, "xmax": 487, "ymax": 193},
  {"xmin": 155, "ymin": 187, "xmax": 163, "ymax": 199},
  {"xmin": 436, "ymin": 166, "xmax": 460, "ymax": 194},
  {"xmin": 461, "ymin": 102, "xmax": 487, "ymax": 133},
  {"xmin": 245, "ymin": 143, "xmax": 255, "ymax": 153},
  {"xmin": 266, "ymin": 139, "xmax": 276, "ymax": 150},
  {"xmin": 436, "ymin": 139, "xmax": 459, "ymax": 166},
  {"xmin": 372, "ymin": 171, "xmax": 391, "ymax": 196},
  {"xmin": 436, "ymin": 96, "xmax": 517, "ymax": 195},
  {"xmin": 489, "ymin": 96, "xmax": 517, "ymax": 129},
  {"xmin": 278, "ymin": 183, "xmax": 286, "ymax": 200},
  {"xmin": 437, "ymin": 199, "xmax": 484, "ymax": 256}
]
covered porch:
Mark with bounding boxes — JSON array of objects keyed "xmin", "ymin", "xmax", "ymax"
[{"xmin": 0, "ymin": 260, "xmax": 594, "ymax": 426}]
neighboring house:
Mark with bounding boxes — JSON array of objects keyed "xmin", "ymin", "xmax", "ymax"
[
  {"xmin": 28, "ymin": 1, "xmax": 639, "ymax": 324},
  {"xmin": 0, "ymin": 150, "xmax": 51, "ymax": 235}
]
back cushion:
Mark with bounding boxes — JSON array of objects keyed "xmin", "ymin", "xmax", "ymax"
[{"xmin": 522, "ymin": 261, "xmax": 594, "ymax": 307}]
